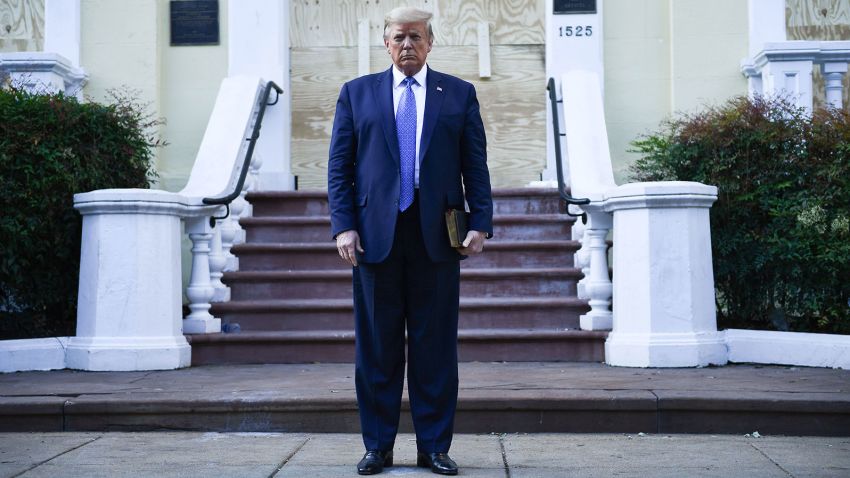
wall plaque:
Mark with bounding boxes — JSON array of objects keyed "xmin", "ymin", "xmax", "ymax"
[
  {"xmin": 554, "ymin": 0, "xmax": 597, "ymax": 15},
  {"xmin": 170, "ymin": 0, "xmax": 219, "ymax": 46}
]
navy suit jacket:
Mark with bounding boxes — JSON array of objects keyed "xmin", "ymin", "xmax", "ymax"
[{"xmin": 328, "ymin": 66, "xmax": 493, "ymax": 263}]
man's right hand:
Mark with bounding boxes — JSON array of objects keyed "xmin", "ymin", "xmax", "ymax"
[{"xmin": 335, "ymin": 230, "xmax": 365, "ymax": 267}]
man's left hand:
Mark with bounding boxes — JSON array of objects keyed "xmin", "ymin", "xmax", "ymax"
[{"xmin": 458, "ymin": 230, "xmax": 487, "ymax": 255}]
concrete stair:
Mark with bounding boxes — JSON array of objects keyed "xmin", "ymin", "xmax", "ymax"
[{"xmin": 189, "ymin": 188, "xmax": 605, "ymax": 364}]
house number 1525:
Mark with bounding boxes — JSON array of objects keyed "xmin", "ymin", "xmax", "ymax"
[{"xmin": 558, "ymin": 25, "xmax": 593, "ymax": 37}]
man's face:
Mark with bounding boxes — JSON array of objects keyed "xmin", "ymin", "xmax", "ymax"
[{"xmin": 384, "ymin": 21, "xmax": 432, "ymax": 77}]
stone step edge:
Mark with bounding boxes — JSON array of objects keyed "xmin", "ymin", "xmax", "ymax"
[
  {"xmin": 210, "ymin": 297, "xmax": 590, "ymax": 312},
  {"xmin": 186, "ymin": 328, "xmax": 607, "ymax": 344},
  {"xmin": 232, "ymin": 240, "xmax": 581, "ymax": 253},
  {"xmin": 247, "ymin": 188, "xmax": 562, "ymax": 200},
  {"xmin": 221, "ymin": 268, "xmax": 584, "ymax": 281},
  {"xmin": 240, "ymin": 214, "xmax": 577, "ymax": 225}
]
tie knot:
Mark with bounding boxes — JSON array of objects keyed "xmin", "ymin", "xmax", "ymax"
[{"xmin": 402, "ymin": 76, "xmax": 417, "ymax": 88}]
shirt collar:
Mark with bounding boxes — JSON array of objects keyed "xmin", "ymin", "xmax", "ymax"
[{"xmin": 392, "ymin": 64, "xmax": 428, "ymax": 89}]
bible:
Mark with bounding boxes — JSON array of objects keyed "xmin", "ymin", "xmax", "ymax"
[{"xmin": 445, "ymin": 208, "xmax": 469, "ymax": 248}]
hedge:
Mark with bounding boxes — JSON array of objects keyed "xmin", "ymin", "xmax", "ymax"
[
  {"xmin": 630, "ymin": 96, "xmax": 849, "ymax": 334},
  {"xmin": 0, "ymin": 87, "xmax": 160, "ymax": 339}
]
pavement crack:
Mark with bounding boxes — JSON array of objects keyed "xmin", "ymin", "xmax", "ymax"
[
  {"xmin": 268, "ymin": 436, "xmax": 310, "ymax": 477},
  {"xmin": 649, "ymin": 389, "xmax": 661, "ymax": 433},
  {"xmin": 128, "ymin": 371, "xmax": 158, "ymax": 384},
  {"xmin": 498, "ymin": 433, "xmax": 511, "ymax": 478},
  {"xmin": 11, "ymin": 435, "xmax": 101, "ymax": 477},
  {"xmin": 749, "ymin": 442, "xmax": 795, "ymax": 477}
]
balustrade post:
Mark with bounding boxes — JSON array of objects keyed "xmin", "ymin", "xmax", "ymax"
[
  {"xmin": 579, "ymin": 208, "xmax": 613, "ymax": 331},
  {"xmin": 823, "ymin": 62, "xmax": 848, "ymax": 110},
  {"xmin": 572, "ymin": 217, "xmax": 589, "ymax": 299},
  {"xmin": 183, "ymin": 216, "xmax": 221, "ymax": 334},
  {"xmin": 209, "ymin": 223, "xmax": 229, "ymax": 302}
]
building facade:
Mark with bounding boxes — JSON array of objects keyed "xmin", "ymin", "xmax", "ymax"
[{"xmin": 1, "ymin": 0, "xmax": 848, "ymax": 188}]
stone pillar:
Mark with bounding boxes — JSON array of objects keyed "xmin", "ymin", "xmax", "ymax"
[
  {"xmin": 67, "ymin": 190, "xmax": 191, "ymax": 371},
  {"xmin": 227, "ymin": 0, "xmax": 293, "ymax": 190},
  {"xmin": 761, "ymin": 59, "xmax": 814, "ymax": 113},
  {"xmin": 0, "ymin": 53, "xmax": 87, "ymax": 98},
  {"xmin": 822, "ymin": 62, "xmax": 848, "ymax": 110},
  {"xmin": 44, "ymin": 0, "xmax": 82, "ymax": 67},
  {"xmin": 540, "ymin": 0, "xmax": 604, "ymax": 184},
  {"xmin": 602, "ymin": 182, "xmax": 727, "ymax": 367}
]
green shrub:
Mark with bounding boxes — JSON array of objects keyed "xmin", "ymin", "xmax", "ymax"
[
  {"xmin": 0, "ymin": 86, "xmax": 161, "ymax": 339},
  {"xmin": 630, "ymin": 96, "xmax": 850, "ymax": 334}
]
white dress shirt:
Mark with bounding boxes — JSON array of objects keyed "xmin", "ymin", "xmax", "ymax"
[{"xmin": 392, "ymin": 64, "xmax": 427, "ymax": 188}]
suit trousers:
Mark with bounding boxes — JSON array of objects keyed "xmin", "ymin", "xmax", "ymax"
[{"xmin": 353, "ymin": 192, "xmax": 460, "ymax": 454}]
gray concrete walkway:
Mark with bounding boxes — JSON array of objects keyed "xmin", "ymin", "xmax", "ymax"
[{"xmin": 2, "ymin": 432, "xmax": 849, "ymax": 477}]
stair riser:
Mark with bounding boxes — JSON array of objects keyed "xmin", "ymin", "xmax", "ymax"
[
  {"xmin": 212, "ymin": 306, "xmax": 587, "ymax": 331},
  {"xmin": 237, "ymin": 248, "xmax": 576, "ymax": 270},
  {"xmin": 190, "ymin": 337, "xmax": 604, "ymax": 365},
  {"xmin": 248, "ymin": 196, "xmax": 564, "ymax": 218},
  {"xmin": 244, "ymin": 221, "xmax": 573, "ymax": 243},
  {"xmin": 225, "ymin": 276, "xmax": 578, "ymax": 301}
]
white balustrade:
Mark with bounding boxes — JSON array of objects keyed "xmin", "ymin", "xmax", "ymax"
[
  {"xmin": 69, "ymin": 76, "xmax": 268, "ymax": 370},
  {"xmin": 742, "ymin": 41, "xmax": 850, "ymax": 112}
]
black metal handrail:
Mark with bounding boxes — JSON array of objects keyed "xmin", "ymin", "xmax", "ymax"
[
  {"xmin": 202, "ymin": 80, "xmax": 283, "ymax": 225},
  {"xmin": 547, "ymin": 77, "xmax": 589, "ymax": 223}
]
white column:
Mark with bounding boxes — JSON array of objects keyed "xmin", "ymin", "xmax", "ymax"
[
  {"xmin": 743, "ymin": 0, "xmax": 785, "ymax": 99},
  {"xmin": 228, "ymin": 0, "xmax": 293, "ymax": 190},
  {"xmin": 603, "ymin": 182, "xmax": 727, "ymax": 368},
  {"xmin": 67, "ymin": 190, "xmax": 191, "ymax": 371},
  {"xmin": 540, "ymin": 0, "xmax": 604, "ymax": 184},
  {"xmin": 823, "ymin": 62, "xmax": 848, "ymax": 110},
  {"xmin": 44, "ymin": 0, "xmax": 81, "ymax": 67},
  {"xmin": 747, "ymin": 0, "xmax": 785, "ymax": 58},
  {"xmin": 762, "ymin": 59, "xmax": 814, "ymax": 113}
]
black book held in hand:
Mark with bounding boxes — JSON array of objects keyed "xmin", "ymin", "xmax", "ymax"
[{"xmin": 445, "ymin": 209, "xmax": 469, "ymax": 248}]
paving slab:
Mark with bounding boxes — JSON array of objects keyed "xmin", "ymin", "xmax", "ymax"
[
  {"xmin": 749, "ymin": 436, "xmax": 850, "ymax": 478},
  {"xmin": 2, "ymin": 432, "xmax": 850, "ymax": 477},
  {"xmin": 6, "ymin": 432, "xmax": 307, "ymax": 478},
  {"xmin": 0, "ymin": 433, "xmax": 99, "ymax": 477}
]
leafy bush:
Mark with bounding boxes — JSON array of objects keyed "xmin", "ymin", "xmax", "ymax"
[
  {"xmin": 630, "ymin": 96, "xmax": 850, "ymax": 334},
  {"xmin": 0, "ymin": 86, "xmax": 161, "ymax": 339}
]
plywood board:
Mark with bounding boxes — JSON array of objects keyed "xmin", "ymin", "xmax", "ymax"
[
  {"xmin": 786, "ymin": 0, "xmax": 850, "ymax": 40},
  {"xmin": 785, "ymin": 0, "xmax": 850, "ymax": 110},
  {"xmin": 290, "ymin": 0, "xmax": 544, "ymax": 47},
  {"xmin": 290, "ymin": 44, "xmax": 545, "ymax": 189}
]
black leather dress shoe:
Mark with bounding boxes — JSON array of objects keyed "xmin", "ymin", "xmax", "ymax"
[
  {"xmin": 357, "ymin": 450, "xmax": 393, "ymax": 475},
  {"xmin": 417, "ymin": 452, "xmax": 458, "ymax": 475}
]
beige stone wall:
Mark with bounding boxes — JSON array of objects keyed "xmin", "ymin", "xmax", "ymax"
[
  {"xmin": 79, "ymin": 0, "xmax": 228, "ymax": 192},
  {"xmin": 603, "ymin": 0, "xmax": 749, "ymax": 183},
  {"xmin": 0, "ymin": 0, "xmax": 43, "ymax": 52}
]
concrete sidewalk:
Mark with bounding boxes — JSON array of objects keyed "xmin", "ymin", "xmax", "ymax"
[{"xmin": 2, "ymin": 432, "xmax": 849, "ymax": 477}]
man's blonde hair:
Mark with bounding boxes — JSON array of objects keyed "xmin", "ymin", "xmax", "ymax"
[{"xmin": 383, "ymin": 7, "xmax": 434, "ymax": 40}]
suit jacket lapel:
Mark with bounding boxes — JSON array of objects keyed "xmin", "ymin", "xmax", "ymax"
[
  {"xmin": 419, "ymin": 67, "xmax": 444, "ymax": 165},
  {"xmin": 374, "ymin": 67, "xmax": 400, "ymax": 166}
]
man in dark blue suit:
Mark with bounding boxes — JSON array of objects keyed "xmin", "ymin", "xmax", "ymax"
[{"xmin": 328, "ymin": 6, "xmax": 493, "ymax": 476}]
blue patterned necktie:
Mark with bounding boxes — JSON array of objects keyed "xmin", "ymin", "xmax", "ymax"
[{"xmin": 397, "ymin": 76, "xmax": 417, "ymax": 212}]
